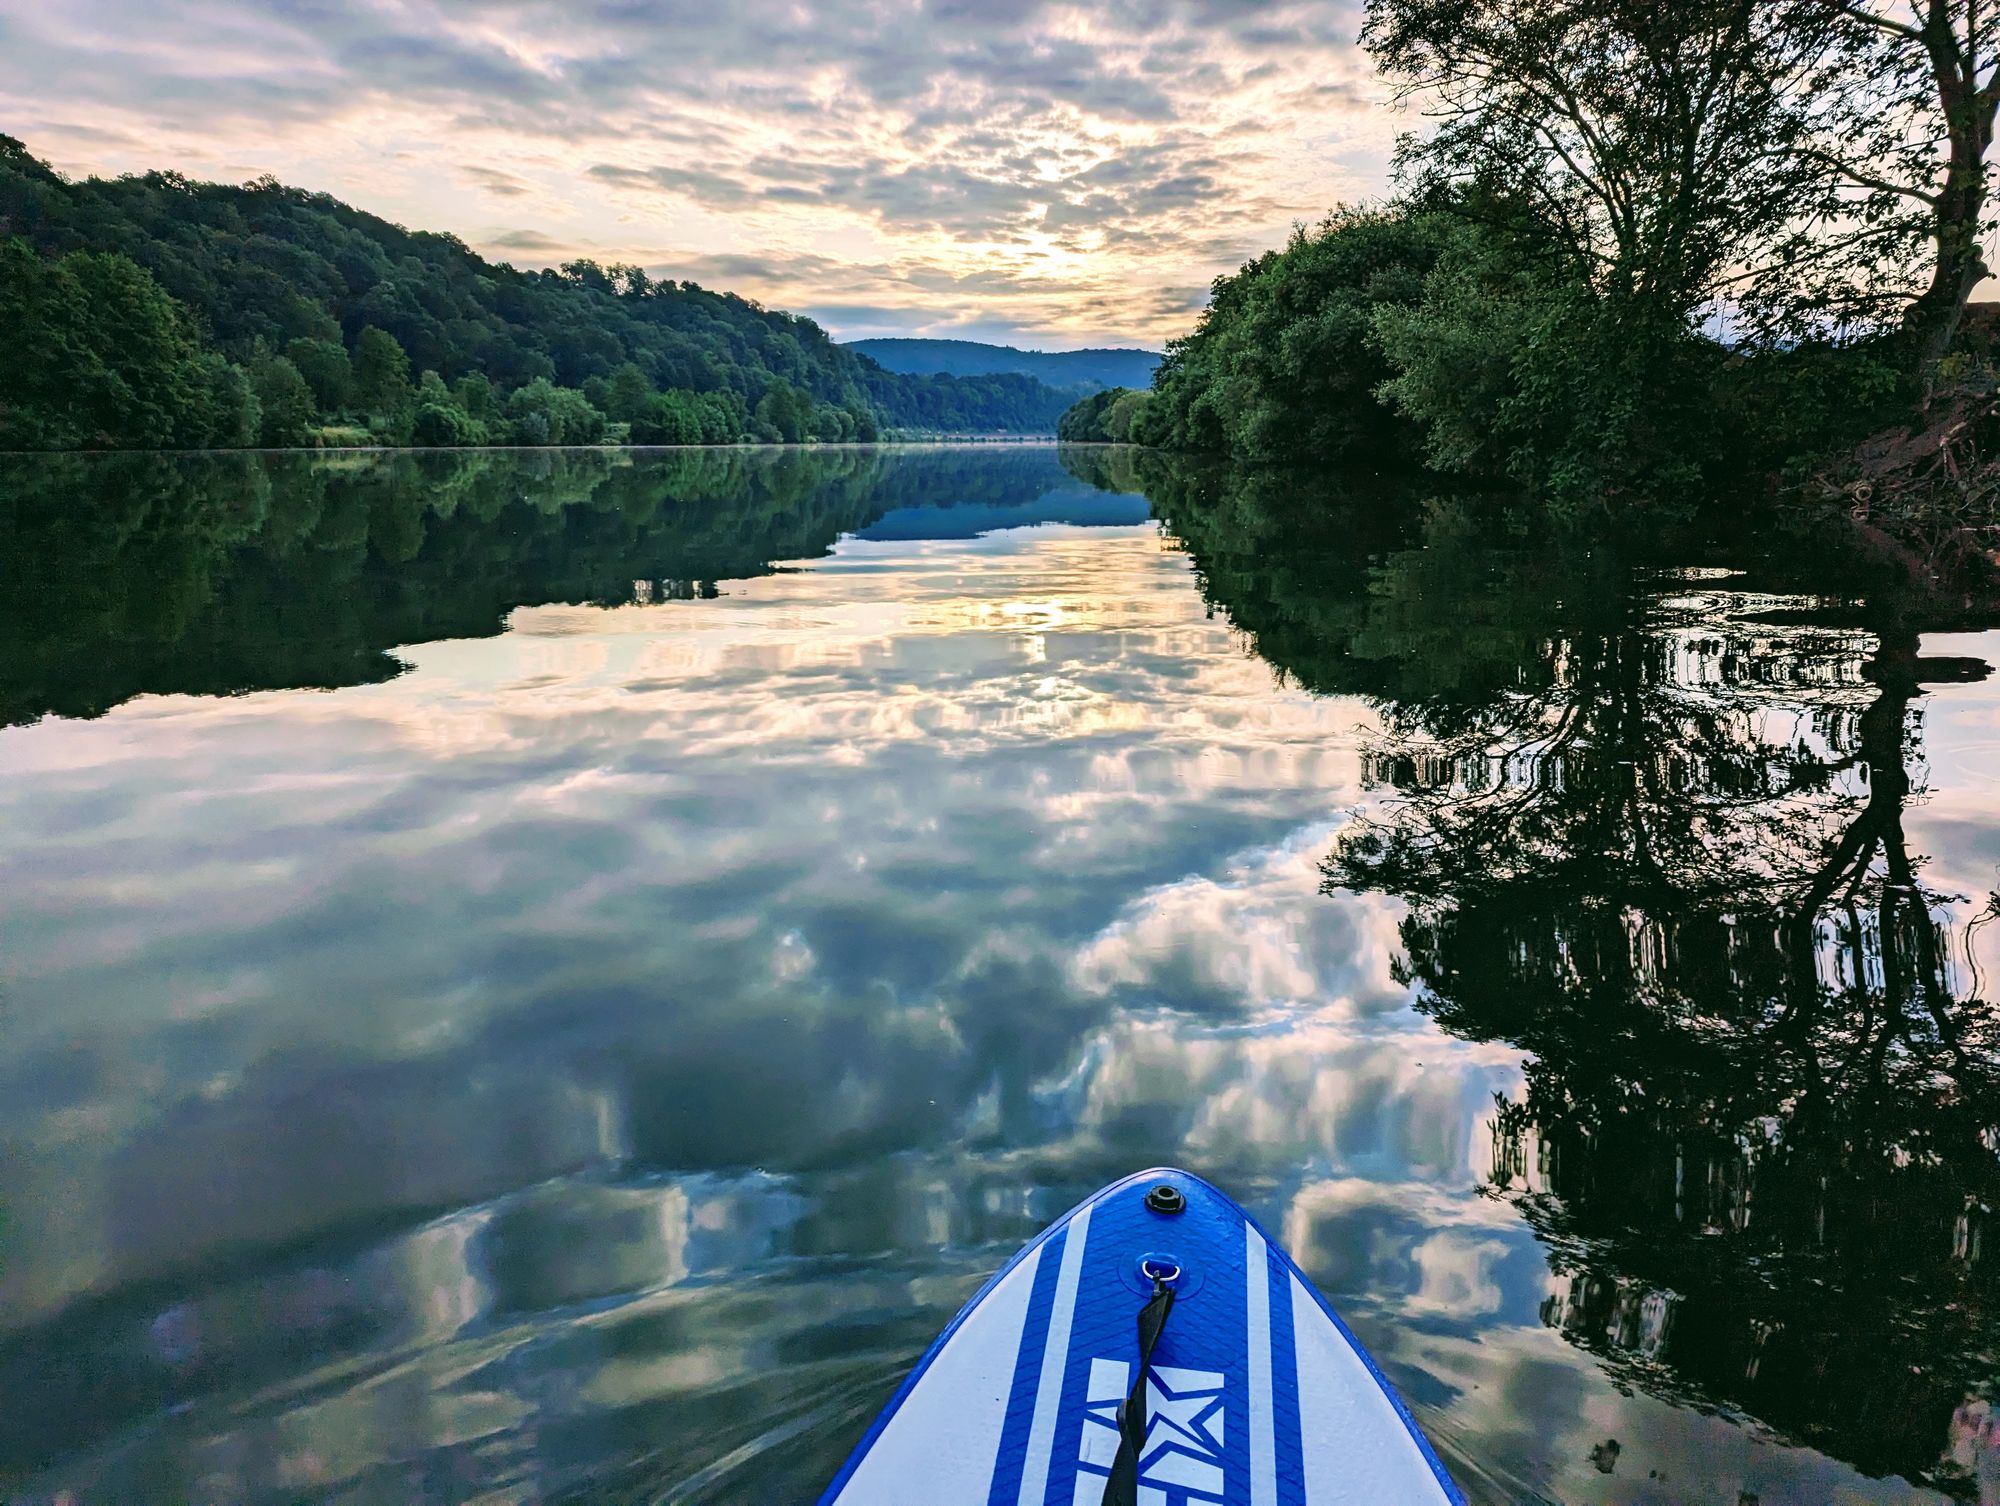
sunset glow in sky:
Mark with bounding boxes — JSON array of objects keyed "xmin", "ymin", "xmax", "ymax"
[{"xmin": 0, "ymin": 0, "xmax": 1399, "ymax": 348}]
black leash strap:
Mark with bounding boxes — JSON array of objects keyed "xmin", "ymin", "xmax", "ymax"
[{"xmin": 1101, "ymin": 1272, "xmax": 1176, "ymax": 1506}]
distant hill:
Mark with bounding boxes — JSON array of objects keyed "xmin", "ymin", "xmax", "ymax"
[{"xmin": 845, "ymin": 339, "xmax": 1161, "ymax": 393}]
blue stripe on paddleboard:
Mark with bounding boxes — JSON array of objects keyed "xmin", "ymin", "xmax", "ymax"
[
  {"xmin": 986, "ymin": 1225, "xmax": 1069, "ymax": 1506},
  {"xmin": 1267, "ymin": 1238, "xmax": 1303, "ymax": 1503},
  {"xmin": 1019, "ymin": 1202, "xmax": 1091, "ymax": 1506}
]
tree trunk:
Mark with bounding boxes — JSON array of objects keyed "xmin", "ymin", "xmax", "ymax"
[{"xmin": 1911, "ymin": 12, "xmax": 1996, "ymax": 373}]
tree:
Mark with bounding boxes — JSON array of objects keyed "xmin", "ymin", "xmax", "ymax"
[
  {"xmin": 0, "ymin": 237, "xmax": 230, "ymax": 450},
  {"xmin": 1099, "ymin": 389, "xmax": 1152, "ymax": 443},
  {"xmin": 504, "ymin": 378, "xmax": 606, "ymax": 446},
  {"xmin": 251, "ymin": 354, "xmax": 315, "ymax": 448},
  {"xmin": 351, "ymin": 325, "xmax": 414, "ymax": 443},
  {"xmin": 1777, "ymin": 1, "xmax": 2000, "ymax": 367},
  {"xmin": 632, "ymin": 390, "xmax": 710, "ymax": 446},
  {"xmin": 285, "ymin": 337, "xmax": 351, "ymax": 414},
  {"xmin": 412, "ymin": 401, "xmax": 480, "ymax": 447},
  {"xmin": 755, "ymin": 380, "xmax": 809, "ymax": 443},
  {"xmin": 603, "ymin": 362, "xmax": 655, "ymax": 425},
  {"xmin": 1056, "ymin": 388, "xmax": 1125, "ymax": 442},
  {"xmin": 1137, "ymin": 208, "xmax": 1452, "ymax": 463},
  {"xmin": 452, "ymin": 373, "xmax": 500, "ymax": 426},
  {"xmin": 1363, "ymin": 0, "xmax": 1836, "ymax": 326},
  {"xmin": 1055, "ymin": 387, "xmax": 1154, "ymax": 443}
]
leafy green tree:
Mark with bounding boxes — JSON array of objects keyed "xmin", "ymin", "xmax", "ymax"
[
  {"xmin": 412, "ymin": 402, "xmax": 481, "ymax": 447},
  {"xmin": 0, "ymin": 237, "xmax": 228, "ymax": 450},
  {"xmin": 631, "ymin": 390, "xmax": 703, "ymax": 445},
  {"xmin": 351, "ymin": 326, "xmax": 414, "ymax": 443},
  {"xmin": 186, "ymin": 354, "xmax": 261, "ymax": 449},
  {"xmin": 285, "ymin": 337, "xmax": 351, "ymax": 414},
  {"xmin": 755, "ymin": 380, "xmax": 809, "ymax": 443},
  {"xmin": 603, "ymin": 362, "xmax": 655, "ymax": 425},
  {"xmin": 251, "ymin": 354, "xmax": 316, "ymax": 448},
  {"xmin": 504, "ymin": 378, "xmax": 606, "ymax": 446},
  {"xmin": 1138, "ymin": 208, "xmax": 1453, "ymax": 464},
  {"xmin": 452, "ymin": 373, "xmax": 500, "ymax": 427},
  {"xmin": 1099, "ymin": 389, "xmax": 1151, "ymax": 443},
  {"xmin": 1056, "ymin": 388, "xmax": 1125, "ymax": 442}
]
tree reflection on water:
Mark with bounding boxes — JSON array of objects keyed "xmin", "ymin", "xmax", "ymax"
[{"xmin": 1143, "ymin": 454, "xmax": 2000, "ymax": 1498}]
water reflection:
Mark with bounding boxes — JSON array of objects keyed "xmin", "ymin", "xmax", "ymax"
[
  {"xmin": 1147, "ymin": 460, "xmax": 2000, "ymax": 1498},
  {"xmin": 2, "ymin": 447, "xmax": 1998, "ymax": 1503},
  {"xmin": 0, "ymin": 446, "xmax": 1139, "ymax": 727}
]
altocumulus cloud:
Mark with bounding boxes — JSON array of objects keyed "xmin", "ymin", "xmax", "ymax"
[{"xmin": 0, "ymin": 0, "xmax": 1394, "ymax": 346}]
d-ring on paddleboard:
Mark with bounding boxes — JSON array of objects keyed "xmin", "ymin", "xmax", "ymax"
[{"xmin": 819, "ymin": 1167, "xmax": 1464, "ymax": 1504}]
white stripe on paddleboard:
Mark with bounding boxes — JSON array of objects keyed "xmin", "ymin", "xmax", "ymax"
[
  {"xmin": 829, "ymin": 1244, "xmax": 1044, "ymax": 1504},
  {"xmin": 1246, "ymin": 1222, "xmax": 1277, "ymax": 1506},
  {"xmin": 1018, "ymin": 1204, "xmax": 1092, "ymax": 1506},
  {"xmin": 1291, "ymin": 1273, "xmax": 1455, "ymax": 1503}
]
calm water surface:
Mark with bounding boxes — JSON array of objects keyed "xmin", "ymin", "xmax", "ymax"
[{"xmin": 5, "ymin": 446, "xmax": 2000, "ymax": 1504}]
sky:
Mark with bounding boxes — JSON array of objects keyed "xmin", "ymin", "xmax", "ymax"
[{"xmin": 0, "ymin": 0, "xmax": 1401, "ymax": 350}]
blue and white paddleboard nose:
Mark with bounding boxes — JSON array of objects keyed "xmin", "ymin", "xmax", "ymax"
[{"xmin": 821, "ymin": 1167, "xmax": 1465, "ymax": 1505}]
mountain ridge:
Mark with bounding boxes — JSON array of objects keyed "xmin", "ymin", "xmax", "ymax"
[{"xmin": 844, "ymin": 338, "xmax": 1160, "ymax": 393}]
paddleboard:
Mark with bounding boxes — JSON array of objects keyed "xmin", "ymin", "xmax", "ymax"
[{"xmin": 821, "ymin": 1166, "xmax": 1464, "ymax": 1505}]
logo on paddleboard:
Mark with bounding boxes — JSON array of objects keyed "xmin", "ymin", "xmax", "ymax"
[{"xmin": 1074, "ymin": 1358, "xmax": 1225, "ymax": 1504}]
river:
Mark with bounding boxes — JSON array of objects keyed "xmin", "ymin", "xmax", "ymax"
[{"xmin": 3, "ymin": 445, "xmax": 1999, "ymax": 1504}]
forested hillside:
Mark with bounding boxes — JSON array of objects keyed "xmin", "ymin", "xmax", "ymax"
[
  {"xmin": 0, "ymin": 138, "xmax": 1071, "ymax": 450},
  {"xmin": 846, "ymin": 338, "xmax": 1159, "ymax": 391}
]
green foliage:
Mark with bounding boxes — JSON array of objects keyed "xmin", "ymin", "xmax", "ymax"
[
  {"xmin": 632, "ymin": 391, "xmax": 704, "ymax": 446},
  {"xmin": 452, "ymin": 373, "xmax": 500, "ymax": 426},
  {"xmin": 186, "ymin": 353, "xmax": 261, "ymax": 450},
  {"xmin": 285, "ymin": 337, "xmax": 351, "ymax": 413},
  {"xmin": 601, "ymin": 362, "xmax": 655, "ymax": 425},
  {"xmin": 0, "ymin": 236, "xmax": 250, "ymax": 450},
  {"xmin": 1132, "ymin": 195, "xmax": 1920, "ymax": 527},
  {"xmin": 351, "ymin": 325, "xmax": 413, "ymax": 439},
  {"xmin": 1056, "ymin": 386, "xmax": 1153, "ymax": 442},
  {"xmin": 755, "ymin": 380, "xmax": 811, "ymax": 443},
  {"xmin": 1371, "ymin": 222, "xmax": 1726, "ymax": 517},
  {"xmin": 504, "ymin": 377, "xmax": 606, "ymax": 447},
  {"xmin": 250, "ymin": 354, "xmax": 315, "ymax": 448},
  {"xmin": 1057, "ymin": 388, "xmax": 1123, "ymax": 442},
  {"xmin": 1140, "ymin": 208, "xmax": 1453, "ymax": 465},
  {"xmin": 411, "ymin": 401, "xmax": 483, "ymax": 448}
]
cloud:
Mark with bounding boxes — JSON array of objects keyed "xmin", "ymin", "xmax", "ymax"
[
  {"xmin": 483, "ymin": 228, "xmax": 567, "ymax": 252},
  {"xmin": 0, "ymin": 0, "xmax": 1398, "ymax": 345},
  {"xmin": 458, "ymin": 164, "xmax": 533, "ymax": 198}
]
